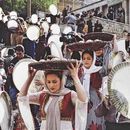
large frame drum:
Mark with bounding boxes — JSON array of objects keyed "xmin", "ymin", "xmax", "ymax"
[
  {"xmin": 108, "ymin": 62, "xmax": 130, "ymax": 118},
  {"xmin": 0, "ymin": 91, "xmax": 13, "ymax": 130}
]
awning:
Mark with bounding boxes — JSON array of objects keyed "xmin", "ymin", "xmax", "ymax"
[{"xmin": 107, "ymin": 0, "xmax": 123, "ymax": 6}]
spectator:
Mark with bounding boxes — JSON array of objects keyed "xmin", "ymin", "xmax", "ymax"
[
  {"xmin": 0, "ymin": 57, "xmax": 6, "ymax": 80},
  {"xmin": 4, "ymin": 48, "xmax": 15, "ymax": 73},
  {"xmin": 62, "ymin": 7, "xmax": 68, "ymax": 24},
  {"xmin": 94, "ymin": 20, "xmax": 103, "ymax": 32},
  {"xmin": 107, "ymin": 7, "xmax": 114, "ymax": 20},
  {"xmin": 6, "ymin": 45, "xmax": 31, "ymax": 109},
  {"xmin": 87, "ymin": 16, "xmax": 93, "ymax": 33},
  {"xmin": 11, "ymin": 44, "xmax": 31, "ymax": 65},
  {"xmin": 65, "ymin": 13, "xmax": 77, "ymax": 31},
  {"xmin": 95, "ymin": 95, "xmax": 130, "ymax": 130},
  {"xmin": 76, "ymin": 15, "xmax": 85, "ymax": 33},
  {"xmin": 23, "ymin": 37, "xmax": 36, "ymax": 59},
  {"xmin": 116, "ymin": 7, "xmax": 125, "ymax": 23}
]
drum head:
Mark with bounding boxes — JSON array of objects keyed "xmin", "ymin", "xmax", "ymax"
[
  {"xmin": 50, "ymin": 24, "xmax": 60, "ymax": 35},
  {"xmin": 26, "ymin": 25, "xmax": 40, "ymax": 41},
  {"xmin": 1, "ymin": 48, "xmax": 9, "ymax": 58},
  {"xmin": 3, "ymin": 15, "xmax": 8, "ymax": 23},
  {"xmin": 63, "ymin": 26, "xmax": 73, "ymax": 34},
  {"xmin": 9, "ymin": 11, "xmax": 17, "ymax": 20},
  {"xmin": 49, "ymin": 4, "xmax": 58, "ymax": 15},
  {"xmin": 13, "ymin": 59, "xmax": 36, "ymax": 92},
  {"xmin": 108, "ymin": 62, "xmax": 130, "ymax": 118},
  {"xmin": 117, "ymin": 39, "xmax": 128, "ymax": 56},
  {"xmin": 7, "ymin": 19, "xmax": 18, "ymax": 30},
  {"xmin": 48, "ymin": 35, "xmax": 63, "ymax": 59},
  {"xmin": 41, "ymin": 21, "xmax": 49, "ymax": 33},
  {"xmin": 31, "ymin": 14, "xmax": 38, "ymax": 24}
]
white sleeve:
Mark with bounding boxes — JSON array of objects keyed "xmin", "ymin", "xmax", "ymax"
[
  {"xmin": 17, "ymin": 96, "xmax": 35, "ymax": 130},
  {"xmin": 71, "ymin": 91, "xmax": 77, "ymax": 105},
  {"xmin": 71, "ymin": 91, "xmax": 88, "ymax": 130},
  {"xmin": 75, "ymin": 99, "xmax": 88, "ymax": 130}
]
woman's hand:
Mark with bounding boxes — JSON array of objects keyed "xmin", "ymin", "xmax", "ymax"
[
  {"xmin": 67, "ymin": 60, "xmax": 80, "ymax": 78},
  {"xmin": 28, "ymin": 66, "xmax": 37, "ymax": 79},
  {"xmin": 101, "ymin": 94, "xmax": 111, "ymax": 110},
  {"xmin": 68, "ymin": 60, "xmax": 87, "ymax": 102}
]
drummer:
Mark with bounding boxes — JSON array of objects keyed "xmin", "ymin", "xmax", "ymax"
[
  {"xmin": 10, "ymin": 44, "xmax": 31, "ymax": 65},
  {"xmin": 6, "ymin": 45, "xmax": 31, "ymax": 108},
  {"xmin": 95, "ymin": 94, "xmax": 130, "ymax": 130}
]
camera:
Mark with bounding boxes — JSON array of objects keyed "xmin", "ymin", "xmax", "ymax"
[{"xmin": 60, "ymin": 32, "xmax": 76, "ymax": 44}]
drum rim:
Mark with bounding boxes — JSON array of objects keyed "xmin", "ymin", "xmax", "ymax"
[{"xmin": 107, "ymin": 62, "xmax": 130, "ymax": 118}]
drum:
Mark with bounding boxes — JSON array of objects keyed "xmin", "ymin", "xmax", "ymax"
[
  {"xmin": 12, "ymin": 58, "xmax": 44, "ymax": 94},
  {"xmin": 41, "ymin": 21, "xmax": 49, "ymax": 33},
  {"xmin": 12, "ymin": 58, "xmax": 43, "ymax": 130},
  {"xmin": 108, "ymin": 62, "xmax": 130, "ymax": 118},
  {"xmin": 26, "ymin": 25, "xmax": 40, "ymax": 41},
  {"xmin": 116, "ymin": 39, "xmax": 128, "ymax": 57},
  {"xmin": 7, "ymin": 19, "xmax": 19, "ymax": 32},
  {"xmin": 50, "ymin": 24, "xmax": 60, "ymax": 35},
  {"xmin": 49, "ymin": 4, "xmax": 58, "ymax": 16},
  {"xmin": 0, "ymin": 91, "xmax": 13, "ymax": 130},
  {"xmin": 9, "ymin": 11, "xmax": 17, "ymax": 20},
  {"xmin": 48, "ymin": 35, "xmax": 63, "ymax": 59},
  {"xmin": 1, "ymin": 47, "xmax": 9, "ymax": 58},
  {"xmin": 31, "ymin": 14, "xmax": 38, "ymax": 24},
  {"xmin": 0, "ymin": 47, "xmax": 14, "ymax": 59}
]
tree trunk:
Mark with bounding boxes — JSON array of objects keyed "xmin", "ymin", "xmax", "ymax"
[{"xmin": 27, "ymin": 0, "xmax": 31, "ymax": 17}]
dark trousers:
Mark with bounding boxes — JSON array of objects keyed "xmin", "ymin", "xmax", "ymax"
[{"xmin": 105, "ymin": 121, "xmax": 130, "ymax": 130}]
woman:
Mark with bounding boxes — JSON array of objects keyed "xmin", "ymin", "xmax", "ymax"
[
  {"xmin": 79, "ymin": 49, "xmax": 105, "ymax": 130},
  {"xmin": 17, "ymin": 61, "xmax": 88, "ymax": 130}
]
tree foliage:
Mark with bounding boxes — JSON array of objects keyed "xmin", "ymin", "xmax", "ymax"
[
  {"xmin": 3, "ymin": 0, "xmax": 58, "ymax": 13},
  {"xmin": 2, "ymin": 0, "xmax": 58, "ymax": 18}
]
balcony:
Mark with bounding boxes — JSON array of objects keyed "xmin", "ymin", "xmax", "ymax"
[{"xmin": 87, "ymin": 16, "xmax": 129, "ymax": 39}]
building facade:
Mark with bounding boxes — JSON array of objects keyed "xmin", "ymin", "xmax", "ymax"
[{"xmin": 80, "ymin": 0, "xmax": 130, "ymax": 24}]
